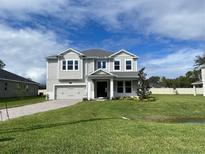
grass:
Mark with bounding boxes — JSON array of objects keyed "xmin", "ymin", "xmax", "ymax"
[
  {"xmin": 0, "ymin": 96, "xmax": 46, "ymax": 109},
  {"xmin": 1, "ymin": 95, "xmax": 205, "ymax": 153}
]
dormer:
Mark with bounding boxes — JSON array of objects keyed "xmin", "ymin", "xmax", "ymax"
[
  {"xmin": 57, "ymin": 48, "xmax": 84, "ymax": 80},
  {"xmin": 109, "ymin": 49, "xmax": 138, "ymax": 72}
]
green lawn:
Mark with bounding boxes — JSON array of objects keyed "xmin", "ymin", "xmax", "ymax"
[
  {"xmin": 1, "ymin": 95, "xmax": 205, "ymax": 153},
  {"xmin": 0, "ymin": 96, "xmax": 46, "ymax": 109}
]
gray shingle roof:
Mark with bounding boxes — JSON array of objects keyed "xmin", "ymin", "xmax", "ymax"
[
  {"xmin": 111, "ymin": 72, "xmax": 139, "ymax": 78},
  {"xmin": 81, "ymin": 49, "xmax": 113, "ymax": 57},
  {"xmin": 46, "ymin": 55, "xmax": 58, "ymax": 59},
  {"xmin": 0, "ymin": 69, "xmax": 38, "ymax": 84}
]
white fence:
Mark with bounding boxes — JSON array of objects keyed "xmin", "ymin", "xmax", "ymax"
[
  {"xmin": 150, "ymin": 88, "xmax": 203, "ymax": 95},
  {"xmin": 38, "ymin": 89, "xmax": 47, "ymax": 96}
]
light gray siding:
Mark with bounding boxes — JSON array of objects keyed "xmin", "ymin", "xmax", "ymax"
[
  {"xmin": 110, "ymin": 52, "xmax": 137, "ymax": 72},
  {"xmin": 58, "ymin": 51, "xmax": 83, "ymax": 80},
  {"xmin": 47, "ymin": 59, "xmax": 58, "ymax": 92},
  {"xmin": 87, "ymin": 59, "xmax": 95, "ymax": 75},
  {"xmin": 114, "ymin": 80, "xmax": 138, "ymax": 97},
  {"xmin": 46, "ymin": 49, "xmax": 139, "ymax": 100}
]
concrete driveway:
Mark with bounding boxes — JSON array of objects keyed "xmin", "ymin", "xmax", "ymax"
[{"xmin": 0, "ymin": 99, "xmax": 80, "ymax": 121}]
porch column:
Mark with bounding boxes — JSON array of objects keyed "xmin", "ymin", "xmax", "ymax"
[
  {"xmin": 88, "ymin": 79, "xmax": 91, "ymax": 100},
  {"xmin": 110, "ymin": 78, "xmax": 114, "ymax": 99},
  {"xmin": 193, "ymin": 85, "xmax": 196, "ymax": 96},
  {"xmin": 203, "ymin": 82, "xmax": 205, "ymax": 97}
]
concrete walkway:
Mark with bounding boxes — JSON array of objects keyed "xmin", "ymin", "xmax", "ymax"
[{"xmin": 0, "ymin": 99, "xmax": 80, "ymax": 121}]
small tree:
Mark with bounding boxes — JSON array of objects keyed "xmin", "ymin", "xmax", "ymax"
[
  {"xmin": 0, "ymin": 59, "xmax": 5, "ymax": 69},
  {"xmin": 136, "ymin": 68, "xmax": 150, "ymax": 100},
  {"xmin": 195, "ymin": 53, "xmax": 205, "ymax": 67}
]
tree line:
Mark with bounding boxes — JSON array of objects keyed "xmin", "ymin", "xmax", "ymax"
[{"xmin": 148, "ymin": 53, "xmax": 205, "ymax": 88}]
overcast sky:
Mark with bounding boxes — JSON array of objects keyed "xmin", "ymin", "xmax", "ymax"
[{"xmin": 0, "ymin": 0, "xmax": 205, "ymax": 84}]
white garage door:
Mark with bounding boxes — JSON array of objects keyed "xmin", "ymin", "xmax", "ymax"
[{"xmin": 55, "ymin": 85, "xmax": 86, "ymax": 100}]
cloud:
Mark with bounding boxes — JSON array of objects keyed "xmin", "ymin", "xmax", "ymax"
[
  {"xmin": 142, "ymin": 48, "xmax": 205, "ymax": 78},
  {"xmin": 0, "ymin": 0, "xmax": 204, "ymax": 40},
  {"xmin": 0, "ymin": 24, "xmax": 68, "ymax": 84},
  {"xmin": 0, "ymin": 0, "xmax": 204, "ymax": 83}
]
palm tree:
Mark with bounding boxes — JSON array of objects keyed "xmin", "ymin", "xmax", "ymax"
[
  {"xmin": 0, "ymin": 59, "xmax": 5, "ymax": 69},
  {"xmin": 195, "ymin": 53, "xmax": 205, "ymax": 67}
]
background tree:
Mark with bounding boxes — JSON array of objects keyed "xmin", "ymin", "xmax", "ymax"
[
  {"xmin": 148, "ymin": 76, "xmax": 160, "ymax": 88},
  {"xmin": 0, "ymin": 59, "xmax": 5, "ymax": 69},
  {"xmin": 136, "ymin": 68, "xmax": 150, "ymax": 100},
  {"xmin": 195, "ymin": 53, "xmax": 205, "ymax": 67},
  {"xmin": 148, "ymin": 70, "xmax": 200, "ymax": 88}
]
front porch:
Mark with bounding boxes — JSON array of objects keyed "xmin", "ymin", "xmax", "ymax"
[
  {"xmin": 87, "ymin": 69, "xmax": 139, "ymax": 100},
  {"xmin": 87, "ymin": 78, "xmax": 114, "ymax": 100}
]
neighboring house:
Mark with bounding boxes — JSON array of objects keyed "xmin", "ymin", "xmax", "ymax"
[
  {"xmin": 46, "ymin": 48, "xmax": 139, "ymax": 100},
  {"xmin": 192, "ymin": 65, "xmax": 205, "ymax": 96},
  {"xmin": 0, "ymin": 69, "xmax": 39, "ymax": 98}
]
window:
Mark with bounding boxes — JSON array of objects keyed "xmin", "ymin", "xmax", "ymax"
[
  {"xmin": 125, "ymin": 81, "xmax": 132, "ymax": 93},
  {"xmin": 97, "ymin": 60, "xmax": 106, "ymax": 69},
  {"xmin": 4, "ymin": 82, "xmax": 7, "ymax": 91},
  {"xmin": 117, "ymin": 81, "xmax": 123, "ymax": 93},
  {"xmin": 74, "ymin": 60, "xmax": 78, "ymax": 70},
  {"xmin": 26, "ymin": 85, "xmax": 29, "ymax": 91},
  {"xmin": 62, "ymin": 60, "xmax": 66, "ymax": 70},
  {"xmin": 114, "ymin": 60, "xmax": 120, "ymax": 70},
  {"xmin": 126, "ymin": 60, "xmax": 132, "ymax": 70},
  {"xmin": 97, "ymin": 61, "xmax": 101, "ymax": 69},
  {"xmin": 63, "ymin": 60, "xmax": 79, "ymax": 71},
  {"xmin": 67, "ymin": 60, "xmax": 73, "ymax": 70}
]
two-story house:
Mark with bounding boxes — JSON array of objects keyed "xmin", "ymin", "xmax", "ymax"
[{"xmin": 46, "ymin": 48, "xmax": 139, "ymax": 100}]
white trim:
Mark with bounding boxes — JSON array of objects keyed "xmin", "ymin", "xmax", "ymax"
[
  {"xmin": 125, "ymin": 59, "xmax": 132, "ymax": 71},
  {"xmin": 61, "ymin": 60, "xmax": 67, "ymax": 71},
  {"xmin": 88, "ymin": 79, "xmax": 91, "ymax": 100},
  {"xmin": 88, "ymin": 69, "xmax": 115, "ymax": 76},
  {"xmin": 46, "ymin": 61, "xmax": 48, "ymax": 80},
  {"xmin": 60, "ymin": 59, "xmax": 80, "ymax": 71},
  {"xmin": 92, "ymin": 59, "xmax": 95, "ymax": 72},
  {"xmin": 116, "ymin": 80, "xmax": 132, "ymax": 94},
  {"xmin": 53, "ymin": 83, "xmax": 86, "ymax": 100},
  {"xmin": 81, "ymin": 59, "xmax": 83, "ymax": 79},
  {"xmin": 110, "ymin": 79, "xmax": 114, "ymax": 99},
  {"xmin": 109, "ymin": 49, "xmax": 138, "ymax": 58},
  {"xmin": 95, "ymin": 80, "xmax": 109, "ymax": 98},
  {"xmin": 136, "ymin": 59, "xmax": 138, "ymax": 71},
  {"xmin": 54, "ymin": 83, "xmax": 86, "ymax": 86},
  {"xmin": 57, "ymin": 59, "xmax": 60, "ymax": 80},
  {"xmin": 58, "ymin": 48, "xmax": 84, "ymax": 56},
  {"xmin": 113, "ymin": 59, "xmax": 121, "ymax": 71}
]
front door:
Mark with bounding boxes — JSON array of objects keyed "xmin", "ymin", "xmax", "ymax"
[{"xmin": 97, "ymin": 81, "xmax": 107, "ymax": 98}]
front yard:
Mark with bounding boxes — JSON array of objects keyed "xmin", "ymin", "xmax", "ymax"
[
  {"xmin": 1, "ymin": 95, "xmax": 205, "ymax": 153},
  {"xmin": 0, "ymin": 96, "xmax": 45, "ymax": 109}
]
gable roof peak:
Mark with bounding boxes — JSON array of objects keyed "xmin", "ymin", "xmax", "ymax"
[
  {"xmin": 59, "ymin": 48, "xmax": 84, "ymax": 56},
  {"xmin": 109, "ymin": 49, "xmax": 139, "ymax": 58}
]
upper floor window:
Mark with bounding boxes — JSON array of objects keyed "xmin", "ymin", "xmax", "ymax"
[
  {"xmin": 126, "ymin": 60, "xmax": 132, "ymax": 70},
  {"xmin": 62, "ymin": 60, "xmax": 79, "ymax": 71},
  {"xmin": 97, "ymin": 60, "xmax": 106, "ymax": 69},
  {"xmin": 75, "ymin": 60, "xmax": 78, "ymax": 70},
  {"xmin": 67, "ymin": 60, "xmax": 73, "ymax": 70},
  {"xmin": 114, "ymin": 60, "xmax": 120, "ymax": 70},
  {"xmin": 62, "ymin": 60, "xmax": 66, "ymax": 70}
]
